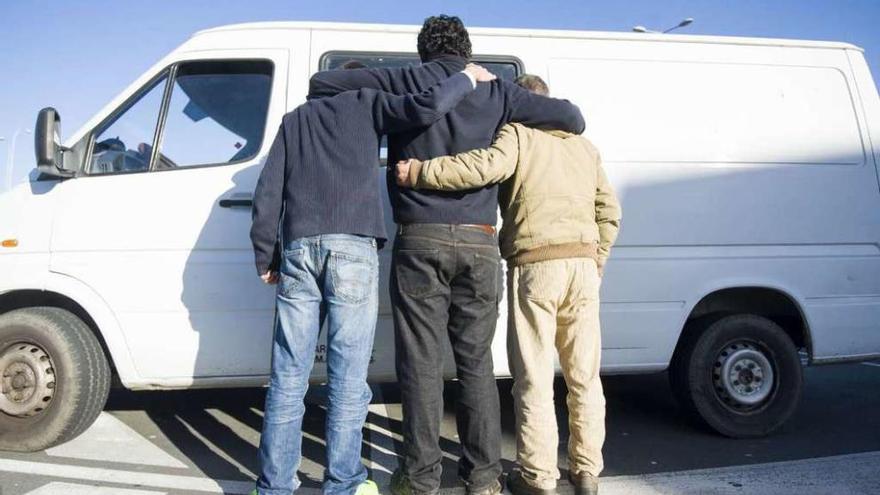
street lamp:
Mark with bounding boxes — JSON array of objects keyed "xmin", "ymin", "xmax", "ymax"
[
  {"xmin": 4, "ymin": 128, "xmax": 32, "ymax": 191},
  {"xmin": 633, "ymin": 18, "xmax": 694, "ymax": 34}
]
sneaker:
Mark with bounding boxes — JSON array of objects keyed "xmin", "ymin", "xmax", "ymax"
[
  {"xmin": 357, "ymin": 480, "xmax": 380, "ymax": 495},
  {"xmin": 390, "ymin": 469, "xmax": 438, "ymax": 495},
  {"xmin": 567, "ymin": 471, "xmax": 599, "ymax": 495},
  {"xmin": 506, "ymin": 470, "xmax": 557, "ymax": 495},
  {"xmin": 465, "ymin": 478, "xmax": 502, "ymax": 495}
]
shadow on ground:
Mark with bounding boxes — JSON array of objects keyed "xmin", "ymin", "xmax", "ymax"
[{"xmin": 103, "ymin": 364, "xmax": 880, "ymax": 489}]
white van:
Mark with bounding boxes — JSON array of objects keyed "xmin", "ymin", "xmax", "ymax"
[{"xmin": 1, "ymin": 21, "xmax": 879, "ymax": 451}]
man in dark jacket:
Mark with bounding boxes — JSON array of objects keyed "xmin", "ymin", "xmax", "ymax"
[
  {"xmin": 250, "ymin": 64, "xmax": 495, "ymax": 495},
  {"xmin": 309, "ymin": 15, "xmax": 585, "ymax": 495}
]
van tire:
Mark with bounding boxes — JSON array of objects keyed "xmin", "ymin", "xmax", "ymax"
[
  {"xmin": 0, "ymin": 307, "xmax": 110, "ymax": 451},
  {"xmin": 669, "ymin": 314, "xmax": 803, "ymax": 438}
]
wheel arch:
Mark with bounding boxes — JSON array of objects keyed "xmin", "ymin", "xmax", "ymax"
[
  {"xmin": 676, "ymin": 283, "xmax": 813, "ymax": 361},
  {"xmin": 0, "ymin": 276, "xmax": 139, "ymax": 388}
]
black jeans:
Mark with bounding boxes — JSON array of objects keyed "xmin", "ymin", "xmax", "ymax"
[{"xmin": 391, "ymin": 224, "xmax": 503, "ymax": 493}]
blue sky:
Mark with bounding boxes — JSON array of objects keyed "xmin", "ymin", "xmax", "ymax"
[{"xmin": 1, "ymin": 0, "xmax": 879, "ymax": 185}]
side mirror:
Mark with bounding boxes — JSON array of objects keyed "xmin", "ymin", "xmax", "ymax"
[{"xmin": 34, "ymin": 107, "xmax": 74, "ymax": 178}]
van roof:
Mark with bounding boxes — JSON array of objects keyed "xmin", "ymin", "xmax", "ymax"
[{"xmin": 196, "ymin": 21, "xmax": 863, "ymax": 52}]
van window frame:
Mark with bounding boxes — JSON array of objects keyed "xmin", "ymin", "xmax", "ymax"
[
  {"xmin": 81, "ymin": 69, "xmax": 171, "ymax": 178},
  {"xmin": 318, "ymin": 50, "xmax": 525, "ymax": 77},
  {"xmin": 81, "ymin": 58, "xmax": 276, "ymax": 178}
]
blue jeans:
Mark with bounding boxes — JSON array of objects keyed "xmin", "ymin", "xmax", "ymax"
[{"xmin": 256, "ymin": 234, "xmax": 379, "ymax": 495}]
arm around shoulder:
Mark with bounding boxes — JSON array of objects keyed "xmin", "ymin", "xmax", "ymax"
[
  {"xmin": 414, "ymin": 124, "xmax": 521, "ymax": 191},
  {"xmin": 505, "ymin": 81, "xmax": 585, "ymax": 134}
]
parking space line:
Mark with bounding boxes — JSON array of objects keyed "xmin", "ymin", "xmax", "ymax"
[
  {"xmin": 0, "ymin": 458, "xmax": 254, "ymax": 494},
  {"xmin": 5, "ymin": 449, "xmax": 879, "ymax": 495},
  {"xmin": 25, "ymin": 482, "xmax": 166, "ymax": 494},
  {"xmin": 46, "ymin": 413, "xmax": 187, "ymax": 469},
  {"xmin": 176, "ymin": 415, "xmax": 257, "ymax": 479}
]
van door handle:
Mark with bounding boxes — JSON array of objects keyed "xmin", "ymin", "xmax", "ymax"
[{"xmin": 219, "ymin": 196, "xmax": 253, "ymax": 208}]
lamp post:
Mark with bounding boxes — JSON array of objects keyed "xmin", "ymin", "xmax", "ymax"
[
  {"xmin": 5, "ymin": 128, "xmax": 32, "ymax": 191},
  {"xmin": 633, "ymin": 18, "xmax": 694, "ymax": 34}
]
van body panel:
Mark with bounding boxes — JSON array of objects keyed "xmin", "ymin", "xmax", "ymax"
[
  {"xmin": 49, "ymin": 48, "xmax": 290, "ymax": 382},
  {"xmin": 0, "ymin": 181, "xmax": 58, "ymax": 295},
  {"xmin": 41, "ymin": 271, "xmax": 141, "ymax": 386},
  {"xmin": 541, "ymin": 40, "xmax": 880, "ymax": 362},
  {"xmin": 846, "ymin": 50, "xmax": 880, "ymax": 192},
  {"xmin": 2, "ymin": 22, "xmax": 878, "ymax": 389}
]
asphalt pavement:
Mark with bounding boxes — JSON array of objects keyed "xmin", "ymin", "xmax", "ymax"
[{"xmin": 0, "ymin": 362, "xmax": 878, "ymax": 494}]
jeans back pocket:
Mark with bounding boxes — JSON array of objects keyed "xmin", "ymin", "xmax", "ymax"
[
  {"xmin": 279, "ymin": 248, "xmax": 307, "ymax": 298},
  {"xmin": 330, "ymin": 252, "xmax": 375, "ymax": 304},
  {"xmin": 394, "ymin": 249, "xmax": 442, "ymax": 298}
]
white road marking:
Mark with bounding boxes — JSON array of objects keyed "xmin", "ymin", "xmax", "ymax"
[
  {"xmin": 46, "ymin": 413, "xmax": 187, "ymax": 469},
  {"xmin": 25, "ymin": 482, "xmax": 165, "ymax": 494},
  {"xmin": 600, "ymin": 451, "xmax": 880, "ymax": 495},
  {"xmin": 0, "ymin": 458, "xmax": 254, "ymax": 494},
  {"xmin": 206, "ymin": 409, "xmax": 260, "ymax": 448},
  {"xmin": 8, "ymin": 432, "xmax": 880, "ymax": 495},
  {"xmin": 176, "ymin": 414, "xmax": 257, "ymax": 479},
  {"xmin": 862, "ymin": 361, "xmax": 880, "ymax": 368}
]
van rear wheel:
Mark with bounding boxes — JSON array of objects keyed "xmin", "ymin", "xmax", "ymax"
[
  {"xmin": 670, "ymin": 314, "xmax": 803, "ymax": 438},
  {"xmin": 0, "ymin": 307, "xmax": 110, "ymax": 451}
]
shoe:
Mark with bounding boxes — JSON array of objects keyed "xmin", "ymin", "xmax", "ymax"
[
  {"xmin": 506, "ymin": 470, "xmax": 557, "ymax": 495},
  {"xmin": 249, "ymin": 490, "xmax": 258, "ymax": 495},
  {"xmin": 567, "ymin": 471, "xmax": 599, "ymax": 495},
  {"xmin": 465, "ymin": 478, "xmax": 502, "ymax": 495},
  {"xmin": 390, "ymin": 469, "xmax": 438, "ymax": 495},
  {"xmin": 357, "ymin": 480, "xmax": 380, "ymax": 495}
]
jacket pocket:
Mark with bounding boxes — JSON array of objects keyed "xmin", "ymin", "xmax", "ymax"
[{"xmin": 394, "ymin": 249, "xmax": 442, "ymax": 297}]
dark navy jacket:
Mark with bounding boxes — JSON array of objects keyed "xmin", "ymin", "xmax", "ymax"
[
  {"xmin": 251, "ymin": 72, "xmax": 475, "ymax": 274},
  {"xmin": 309, "ymin": 55, "xmax": 585, "ymax": 225}
]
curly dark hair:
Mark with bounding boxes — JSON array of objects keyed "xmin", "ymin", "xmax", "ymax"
[{"xmin": 417, "ymin": 15, "xmax": 472, "ymax": 62}]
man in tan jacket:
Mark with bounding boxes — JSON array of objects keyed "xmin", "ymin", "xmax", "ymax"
[{"xmin": 395, "ymin": 74, "xmax": 621, "ymax": 495}]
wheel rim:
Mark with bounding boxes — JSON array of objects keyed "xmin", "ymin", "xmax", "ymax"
[
  {"xmin": 713, "ymin": 341, "xmax": 775, "ymax": 411},
  {"xmin": 0, "ymin": 342, "xmax": 56, "ymax": 417}
]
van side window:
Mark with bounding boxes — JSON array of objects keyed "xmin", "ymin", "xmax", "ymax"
[
  {"xmin": 86, "ymin": 59, "xmax": 273, "ymax": 175},
  {"xmin": 157, "ymin": 60, "xmax": 273, "ymax": 169},
  {"xmin": 320, "ymin": 52, "xmax": 521, "ymax": 81},
  {"xmin": 89, "ymin": 75, "xmax": 167, "ymax": 175}
]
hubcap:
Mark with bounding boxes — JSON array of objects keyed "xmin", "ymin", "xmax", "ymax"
[
  {"xmin": 0, "ymin": 342, "xmax": 56, "ymax": 417},
  {"xmin": 713, "ymin": 341, "xmax": 774, "ymax": 410}
]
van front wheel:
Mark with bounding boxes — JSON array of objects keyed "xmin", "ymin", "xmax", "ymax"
[
  {"xmin": 670, "ymin": 314, "xmax": 803, "ymax": 438},
  {"xmin": 0, "ymin": 307, "xmax": 110, "ymax": 451}
]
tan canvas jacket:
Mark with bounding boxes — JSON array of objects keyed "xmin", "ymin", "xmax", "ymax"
[{"xmin": 409, "ymin": 123, "xmax": 621, "ymax": 268}]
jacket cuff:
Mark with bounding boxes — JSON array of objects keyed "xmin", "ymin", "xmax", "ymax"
[
  {"xmin": 255, "ymin": 244, "xmax": 281, "ymax": 276},
  {"xmin": 408, "ymin": 160, "xmax": 424, "ymax": 189},
  {"xmin": 255, "ymin": 262, "xmax": 270, "ymax": 277}
]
